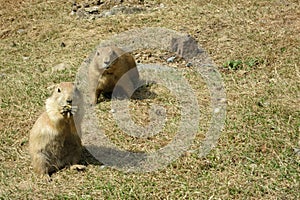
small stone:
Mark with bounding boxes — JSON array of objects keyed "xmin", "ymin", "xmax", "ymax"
[
  {"xmin": 214, "ymin": 107, "xmax": 220, "ymax": 113},
  {"xmin": 22, "ymin": 56, "xmax": 30, "ymax": 61},
  {"xmin": 167, "ymin": 56, "xmax": 176, "ymax": 63},
  {"xmin": 99, "ymin": 165, "xmax": 106, "ymax": 170},
  {"xmin": 110, "ymin": 109, "xmax": 116, "ymax": 113},
  {"xmin": 0, "ymin": 73, "xmax": 6, "ymax": 79},
  {"xmin": 17, "ymin": 29, "xmax": 25, "ymax": 34},
  {"xmin": 70, "ymin": 164, "xmax": 86, "ymax": 171},
  {"xmin": 103, "ymin": 11, "xmax": 113, "ymax": 17},
  {"xmin": 52, "ymin": 63, "xmax": 71, "ymax": 73},
  {"xmin": 294, "ymin": 148, "xmax": 300, "ymax": 156},
  {"xmin": 84, "ymin": 6, "xmax": 99, "ymax": 14},
  {"xmin": 186, "ymin": 62, "xmax": 192, "ymax": 67}
]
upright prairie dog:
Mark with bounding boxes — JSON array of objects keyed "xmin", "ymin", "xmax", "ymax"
[
  {"xmin": 88, "ymin": 46, "xmax": 139, "ymax": 104},
  {"xmin": 29, "ymin": 82, "xmax": 84, "ymax": 175}
]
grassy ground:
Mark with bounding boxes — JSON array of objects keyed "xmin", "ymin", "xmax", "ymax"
[{"xmin": 0, "ymin": 0, "xmax": 299, "ymax": 199}]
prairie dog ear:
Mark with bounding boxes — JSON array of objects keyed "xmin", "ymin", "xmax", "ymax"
[
  {"xmin": 108, "ymin": 49, "xmax": 119, "ymax": 61},
  {"xmin": 47, "ymin": 83, "xmax": 58, "ymax": 92}
]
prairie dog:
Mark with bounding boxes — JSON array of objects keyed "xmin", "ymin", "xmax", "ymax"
[
  {"xmin": 29, "ymin": 82, "xmax": 84, "ymax": 175},
  {"xmin": 88, "ymin": 46, "xmax": 139, "ymax": 104}
]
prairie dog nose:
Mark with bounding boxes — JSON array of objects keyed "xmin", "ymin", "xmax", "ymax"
[{"xmin": 66, "ymin": 98, "xmax": 72, "ymax": 104}]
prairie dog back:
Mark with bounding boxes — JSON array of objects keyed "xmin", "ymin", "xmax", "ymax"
[{"xmin": 88, "ymin": 46, "xmax": 139, "ymax": 104}]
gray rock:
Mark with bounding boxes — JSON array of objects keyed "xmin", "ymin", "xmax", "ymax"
[{"xmin": 171, "ymin": 35, "xmax": 203, "ymax": 59}]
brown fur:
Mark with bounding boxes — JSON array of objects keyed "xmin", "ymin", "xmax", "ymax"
[
  {"xmin": 29, "ymin": 82, "xmax": 84, "ymax": 175},
  {"xmin": 88, "ymin": 46, "xmax": 139, "ymax": 104}
]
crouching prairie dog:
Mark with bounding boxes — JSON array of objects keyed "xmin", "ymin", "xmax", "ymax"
[
  {"xmin": 29, "ymin": 82, "xmax": 85, "ymax": 176},
  {"xmin": 88, "ymin": 46, "xmax": 139, "ymax": 104}
]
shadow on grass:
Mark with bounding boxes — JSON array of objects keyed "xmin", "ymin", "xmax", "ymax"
[
  {"xmin": 83, "ymin": 145, "xmax": 147, "ymax": 171},
  {"xmin": 97, "ymin": 81, "xmax": 158, "ymax": 102}
]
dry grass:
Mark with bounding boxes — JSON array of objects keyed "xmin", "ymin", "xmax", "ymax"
[{"xmin": 0, "ymin": 0, "xmax": 299, "ymax": 199}]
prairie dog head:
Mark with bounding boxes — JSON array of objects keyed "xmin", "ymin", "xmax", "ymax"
[
  {"xmin": 46, "ymin": 82, "xmax": 82, "ymax": 121},
  {"xmin": 92, "ymin": 46, "xmax": 121, "ymax": 71}
]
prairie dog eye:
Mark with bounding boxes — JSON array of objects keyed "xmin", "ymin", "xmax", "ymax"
[{"xmin": 57, "ymin": 88, "xmax": 61, "ymax": 93}]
